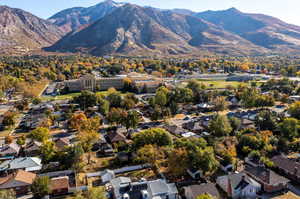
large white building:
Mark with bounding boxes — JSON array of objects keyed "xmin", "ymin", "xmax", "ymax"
[{"xmin": 63, "ymin": 73, "xmax": 163, "ymax": 93}]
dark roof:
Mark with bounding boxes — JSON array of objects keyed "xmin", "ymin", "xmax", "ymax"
[
  {"xmin": 184, "ymin": 183, "xmax": 220, "ymax": 199},
  {"xmin": 183, "ymin": 121, "xmax": 204, "ymax": 132},
  {"xmin": 164, "ymin": 125, "xmax": 185, "ymax": 135},
  {"xmin": 245, "ymin": 165, "xmax": 290, "ymax": 185},
  {"xmin": 107, "ymin": 131, "xmax": 126, "ymax": 143},
  {"xmin": 271, "ymin": 155, "xmax": 300, "ymax": 178}
]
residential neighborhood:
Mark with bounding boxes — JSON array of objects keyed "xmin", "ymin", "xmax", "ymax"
[{"xmin": 1, "ymin": 55, "xmax": 300, "ymax": 199}]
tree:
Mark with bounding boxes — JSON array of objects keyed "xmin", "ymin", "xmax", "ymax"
[
  {"xmin": 133, "ymin": 128, "xmax": 172, "ymax": 149},
  {"xmin": 67, "ymin": 187, "xmax": 107, "ymax": 199},
  {"xmin": 73, "ymin": 90, "xmax": 97, "ymax": 110},
  {"xmin": 16, "ymin": 135, "xmax": 26, "ymax": 146},
  {"xmin": 69, "ymin": 112, "xmax": 88, "ymax": 131},
  {"xmin": 107, "ymin": 91, "xmax": 122, "ymax": 108},
  {"xmin": 107, "ymin": 108, "xmax": 126, "ymax": 125},
  {"xmin": 122, "ymin": 110, "xmax": 140, "ymax": 132},
  {"xmin": 255, "ymin": 110, "xmax": 278, "ymax": 131},
  {"xmin": 136, "ymin": 145, "xmax": 165, "ymax": 169},
  {"xmin": 196, "ymin": 194, "xmax": 215, "ymax": 199},
  {"xmin": 28, "ymin": 127, "xmax": 50, "ymax": 142},
  {"xmin": 167, "ymin": 148, "xmax": 189, "ymax": 176},
  {"xmin": 208, "ymin": 114, "xmax": 232, "ymax": 137},
  {"xmin": 40, "ymin": 141, "xmax": 57, "ymax": 163},
  {"xmin": 98, "ymin": 98, "xmax": 110, "ymax": 116},
  {"xmin": 278, "ymin": 118, "xmax": 300, "ymax": 140},
  {"xmin": 31, "ymin": 176, "xmax": 50, "ymax": 199},
  {"xmin": 212, "ymin": 96, "xmax": 228, "ymax": 111},
  {"xmin": 2, "ymin": 111, "xmax": 16, "ymax": 127},
  {"xmin": 5, "ymin": 136, "xmax": 13, "ymax": 144},
  {"xmin": 0, "ymin": 189, "xmax": 16, "ymax": 199},
  {"xmin": 229, "ymin": 117, "xmax": 241, "ymax": 133},
  {"xmin": 288, "ymin": 101, "xmax": 300, "ymax": 120}
]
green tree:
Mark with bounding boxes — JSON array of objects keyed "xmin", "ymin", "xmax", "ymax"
[
  {"xmin": 208, "ymin": 114, "xmax": 232, "ymax": 137},
  {"xmin": 133, "ymin": 128, "xmax": 172, "ymax": 149},
  {"xmin": 40, "ymin": 141, "xmax": 57, "ymax": 163},
  {"xmin": 122, "ymin": 110, "xmax": 140, "ymax": 132},
  {"xmin": 255, "ymin": 110, "xmax": 278, "ymax": 131},
  {"xmin": 73, "ymin": 90, "xmax": 97, "ymax": 110},
  {"xmin": 28, "ymin": 127, "xmax": 50, "ymax": 142},
  {"xmin": 107, "ymin": 91, "xmax": 122, "ymax": 108},
  {"xmin": 288, "ymin": 101, "xmax": 300, "ymax": 120},
  {"xmin": 31, "ymin": 176, "xmax": 50, "ymax": 199},
  {"xmin": 98, "ymin": 98, "xmax": 110, "ymax": 116},
  {"xmin": 278, "ymin": 118, "xmax": 300, "ymax": 140},
  {"xmin": 229, "ymin": 117, "xmax": 241, "ymax": 133}
]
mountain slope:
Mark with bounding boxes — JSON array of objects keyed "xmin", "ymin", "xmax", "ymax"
[
  {"xmin": 0, "ymin": 6, "xmax": 64, "ymax": 54},
  {"xmin": 48, "ymin": 0, "xmax": 124, "ymax": 32},
  {"xmin": 195, "ymin": 8, "xmax": 300, "ymax": 53},
  {"xmin": 47, "ymin": 4, "xmax": 267, "ymax": 56}
]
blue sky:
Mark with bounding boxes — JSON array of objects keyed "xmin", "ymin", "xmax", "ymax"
[{"xmin": 0, "ymin": 0, "xmax": 298, "ymax": 25}]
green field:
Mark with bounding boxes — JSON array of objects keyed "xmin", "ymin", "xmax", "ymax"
[{"xmin": 198, "ymin": 80, "xmax": 248, "ymax": 89}]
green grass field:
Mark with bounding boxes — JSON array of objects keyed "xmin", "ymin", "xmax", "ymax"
[
  {"xmin": 41, "ymin": 91, "xmax": 116, "ymax": 101},
  {"xmin": 198, "ymin": 80, "xmax": 248, "ymax": 89}
]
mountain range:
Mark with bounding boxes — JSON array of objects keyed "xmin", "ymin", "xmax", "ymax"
[
  {"xmin": 2, "ymin": 0, "xmax": 300, "ymax": 56},
  {"xmin": 0, "ymin": 6, "xmax": 64, "ymax": 54}
]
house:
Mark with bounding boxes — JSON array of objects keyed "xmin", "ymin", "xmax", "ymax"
[
  {"xmin": 271, "ymin": 191, "xmax": 300, "ymax": 199},
  {"xmin": 50, "ymin": 176, "xmax": 70, "ymax": 196},
  {"xmin": 0, "ymin": 169, "xmax": 36, "ymax": 195},
  {"xmin": 0, "ymin": 157, "xmax": 42, "ymax": 172},
  {"xmin": 183, "ymin": 183, "xmax": 221, "ymax": 199},
  {"xmin": 244, "ymin": 165, "xmax": 290, "ymax": 193},
  {"xmin": 106, "ymin": 131, "xmax": 127, "ymax": 145},
  {"xmin": 24, "ymin": 141, "xmax": 42, "ymax": 156},
  {"xmin": 0, "ymin": 143, "xmax": 20, "ymax": 157},
  {"xmin": 163, "ymin": 125, "xmax": 186, "ymax": 137},
  {"xmin": 108, "ymin": 177, "xmax": 178, "ymax": 199},
  {"xmin": 241, "ymin": 119, "xmax": 256, "ymax": 129},
  {"xmin": 271, "ymin": 155, "xmax": 300, "ymax": 183},
  {"xmin": 55, "ymin": 137, "xmax": 71, "ymax": 151},
  {"xmin": 182, "ymin": 121, "xmax": 205, "ymax": 134},
  {"xmin": 216, "ymin": 172, "xmax": 261, "ymax": 199}
]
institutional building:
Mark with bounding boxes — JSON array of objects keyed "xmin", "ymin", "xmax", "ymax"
[{"xmin": 62, "ymin": 73, "xmax": 163, "ymax": 93}]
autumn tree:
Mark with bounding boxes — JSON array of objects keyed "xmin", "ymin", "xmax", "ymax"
[
  {"xmin": 136, "ymin": 145, "xmax": 165, "ymax": 170},
  {"xmin": 212, "ymin": 96, "xmax": 229, "ymax": 111}
]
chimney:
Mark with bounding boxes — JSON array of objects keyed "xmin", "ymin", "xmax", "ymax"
[{"xmin": 227, "ymin": 177, "xmax": 232, "ymax": 197}]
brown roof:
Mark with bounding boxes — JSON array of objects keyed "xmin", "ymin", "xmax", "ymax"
[
  {"xmin": 271, "ymin": 155, "xmax": 300, "ymax": 178},
  {"xmin": 245, "ymin": 165, "xmax": 290, "ymax": 185},
  {"xmin": 271, "ymin": 192, "xmax": 300, "ymax": 199},
  {"xmin": 107, "ymin": 131, "xmax": 126, "ymax": 143},
  {"xmin": 0, "ymin": 169, "xmax": 36, "ymax": 188},
  {"xmin": 51, "ymin": 176, "xmax": 69, "ymax": 191},
  {"xmin": 55, "ymin": 138, "xmax": 70, "ymax": 150}
]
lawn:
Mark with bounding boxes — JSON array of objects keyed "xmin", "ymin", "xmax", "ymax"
[
  {"xmin": 197, "ymin": 80, "xmax": 248, "ymax": 89},
  {"xmin": 40, "ymin": 90, "xmax": 135, "ymax": 101}
]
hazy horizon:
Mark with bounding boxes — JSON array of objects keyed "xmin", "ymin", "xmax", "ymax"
[{"xmin": 0, "ymin": 0, "xmax": 299, "ymax": 25}]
